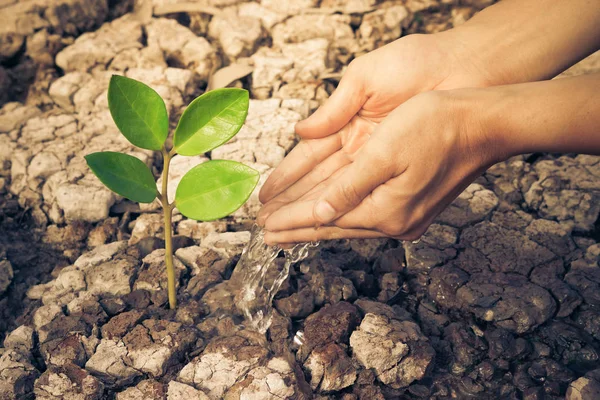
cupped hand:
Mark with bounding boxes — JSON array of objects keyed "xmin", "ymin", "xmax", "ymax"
[
  {"xmin": 259, "ymin": 90, "xmax": 503, "ymax": 245},
  {"xmin": 257, "ymin": 32, "xmax": 491, "ymax": 223}
]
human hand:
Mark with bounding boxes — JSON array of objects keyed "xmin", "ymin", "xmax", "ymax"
[
  {"xmin": 259, "ymin": 91, "xmax": 502, "ymax": 245},
  {"xmin": 257, "ymin": 33, "xmax": 492, "ymax": 211}
]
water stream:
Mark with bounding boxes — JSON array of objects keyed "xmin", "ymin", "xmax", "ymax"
[{"xmin": 230, "ymin": 225, "xmax": 318, "ymax": 333}]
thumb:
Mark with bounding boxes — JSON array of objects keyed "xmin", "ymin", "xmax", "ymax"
[
  {"xmin": 313, "ymin": 142, "xmax": 394, "ymax": 224},
  {"xmin": 296, "ymin": 61, "xmax": 366, "ymax": 139}
]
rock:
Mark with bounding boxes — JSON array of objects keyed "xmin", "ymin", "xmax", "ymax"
[
  {"xmin": 33, "ymin": 304, "xmax": 63, "ymax": 331},
  {"xmin": 567, "ymin": 371, "xmax": 600, "ymax": 400},
  {"xmin": 250, "ymin": 39, "xmax": 332, "ymax": 99},
  {"xmin": 525, "ymin": 219, "xmax": 575, "ymax": 257},
  {"xmin": 129, "ymin": 214, "xmax": 164, "ymax": 245},
  {"xmin": 565, "ymin": 257, "xmax": 600, "ymax": 307},
  {"xmin": 85, "ymin": 339, "xmax": 142, "ymax": 387},
  {"xmin": 300, "ymin": 301, "xmax": 361, "ymax": 359},
  {"xmin": 271, "ymin": 13, "xmax": 356, "ymax": 62},
  {"xmin": 223, "ymin": 357, "xmax": 297, "ymax": 399},
  {"xmin": 116, "ymin": 380, "xmax": 167, "ymax": 400},
  {"xmin": 524, "ymin": 155, "xmax": 600, "ymax": 231},
  {"xmin": 167, "ymin": 381, "xmax": 209, "ymax": 400},
  {"xmin": 320, "ymin": 0, "xmax": 380, "ymax": 13},
  {"xmin": 146, "ymin": 18, "xmax": 219, "ymax": 81},
  {"xmin": 454, "ymin": 272, "xmax": 556, "ymax": 334},
  {"xmin": 456, "ymin": 221, "xmax": 555, "ymax": 275},
  {"xmin": 123, "ymin": 319, "xmax": 198, "ymax": 378},
  {"xmin": 201, "ymin": 231, "xmax": 251, "ymax": 257},
  {"xmin": 0, "ymin": 259, "xmax": 13, "ymax": 295},
  {"xmin": 261, "ymin": 0, "xmax": 319, "ymax": 15},
  {"xmin": 176, "ymin": 220, "xmax": 227, "ymax": 240},
  {"xmin": 40, "ymin": 334, "xmax": 88, "ymax": 367},
  {"xmin": 74, "ymin": 241, "xmax": 128, "ymax": 269},
  {"xmin": 86, "ymin": 258, "xmax": 138, "ymax": 297},
  {"xmin": 444, "ymin": 323, "xmax": 487, "ymax": 374},
  {"xmin": 305, "ymin": 343, "xmax": 357, "ymax": 392},
  {"xmin": 178, "ymin": 332, "xmax": 269, "ymax": 399},
  {"xmin": 274, "ymin": 287, "xmax": 315, "ymax": 318},
  {"xmin": 55, "ymin": 15, "xmax": 142, "ymax": 72},
  {"xmin": 34, "ymin": 364, "xmax": 104, "ymax": 400},
  {"xmin": 436, "ymin": 184, "xmax": 498, "ymax": 228},
  {"xmin": 209, "ymin": 7, "xmax": 264, "ymax": 61},
  {"xmin": 56, "ymin": 184, "xmax": 115, "ymax": 222},
  {"xmin": 175, "ymin": 246, "xmax": 229, "ymax": 276},
  {"xmin": 530, "ymin": 259, "xmax": 582, "ymax": 318},
  {"xmin": 358, "ymin": 5, "xmax": 410, "ymax": 51},
  {"xmin": 3, "ymin": 326, "xmax": 35, "ymax": 353},
  {"xmin": 101, "ymin": 310, "xmax": 145, "ymax": 340},
  {"xmin": 186, "ymin": 269, "xmax": 223, "ymax": 298},
  {"xmin": 350, "ymin": 313, "xmax": 434, "ymax": 388},
  {"xmin": 0, "ymin": 349, "xmax": 40, "ymax": 399}
]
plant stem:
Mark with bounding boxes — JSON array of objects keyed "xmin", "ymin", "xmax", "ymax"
[{"xmin": 161, "ymin": 147, "xmax": 177, "ymax": 309}]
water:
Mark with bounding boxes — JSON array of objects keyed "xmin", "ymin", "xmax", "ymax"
[{"xmin": 230, "ymin": 225, "xmax": 318, "ymax": 333}]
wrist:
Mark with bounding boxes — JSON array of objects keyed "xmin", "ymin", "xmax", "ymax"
[{"xmin": 450, "ymin": 87, "xmax": 518, "ymax": 166}]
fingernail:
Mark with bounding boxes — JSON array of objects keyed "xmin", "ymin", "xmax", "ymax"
[{"xmin": 314, "ymin": 200, "xmax": 336, "ymax": 223}]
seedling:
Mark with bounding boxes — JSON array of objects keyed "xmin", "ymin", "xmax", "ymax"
[{"xmin": 86, "ymin": 75, "xmax": 259, "ymax": 309}]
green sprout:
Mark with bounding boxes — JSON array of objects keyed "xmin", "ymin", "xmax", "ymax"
[{"xmin": 86, "ymin": 75, "xmax": 259, "ymax": 309}]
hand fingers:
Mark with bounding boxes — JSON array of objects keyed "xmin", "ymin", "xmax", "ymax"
[
  {"xmin": 257, "ymin": 150, "xmax": 352, "ymax": 226},
  {"xmin": 313, "ymin": 137, "xmax": 396, "ymax": 225},
  {"xmin": 264, "ymin": 226, "xmax": 385, "ymax": 245},
  {"xmin": 258, "ymin": 134, "xmax": 342, "ymax": 203},
  {"xmin": 295, "ymin": 62, "xmax": 366, "ymax": 140}
]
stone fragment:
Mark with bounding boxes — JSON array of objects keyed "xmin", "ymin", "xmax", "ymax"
[
  {"xmin": 3, "ymin": 326, "xmax": 35, "ymax": 353},
  {"xmin": 167, "ymin": 381, "xmax": 209, "ymax": 400},
  {"xmin": 305, "ymin": 343, "xmax": 357, "ymax": 392},
  {"xmin": 0, "ymin": 349, "xmax": 40, "ymax": 399},
  {"xmin": 86, "ymin": 258, "xmax": 137, "ymax": 297},
  {"xmin": 223, "ymin": 357, "xmax": 297, "ymax": 399},
  {"xmin": 524, "ymin": 155, "xmax": 600, "ymax": 231},
  {"xmin": 116, "ymin": 380, "xmax": 167, "ymax": 400},
  {"xmin": 74, "ymin": 241, "xmax": 128, "ymax": 269},
  {"xmin": 123, "ymin": 319, "xmax": 198, "ymax": 378},
  {"xmin": 350, "ymin": 313, "xmax": 434, "ymax": 388},
  {"xmin": 436, "ymin": 184, "xmax": 498, "ymax": 228},
  {"xmin": 56, "ymin": 184, "xmax": 115, "ymax": 222},
  {"xmin": 358, "ymin": 5, "xmax": 409, "ymax": 51},
  {"xmin": 34, "ymin": 364, "xmax": 104, "ymax": 400},
  {"xmin": 129, "ymin": 214, "xmax": 164, "ymax": 245},
  {"xmin": 146, "ymin": 18, "xmax": 220, "ymax": 81},
  {"xmin": 567, "ymin": 370, "xmax": 600, "ymax": 400},
  {"xmin": 178, "ymin": 332, "xmax": 269, "ymax": 399},
  {"xmin": 456, "ymin": 221, "xmax": 555, "ymax": 275},
  {"xmin": 456, "ymin": 273, "xmax": 556, "ymax": 334},
  {"xmin": 301, "ymin": 302, "xmax": 361, "ymax": 358},
  {"xmin": 261, "ymin": 0, "xmax": 319, "ymax": 15},
  {"xmin": 102, "ymin": 310, "xmax": 145, "ymax": 340},
  {"xmin": 86, "ymin": 339, "xmax": 142, "ymax": 387},
  {"xmin": 56, "ymin": 15, "xmax": 142, "ymax": 72},
  {"xmin": 209, "ymin": 7, "xmax": 264, "ymax": 61}
]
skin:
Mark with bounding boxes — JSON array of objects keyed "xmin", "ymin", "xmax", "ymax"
[{"xmin": 258, "ymin": 0, "xmax": 600, "ymax": 245}]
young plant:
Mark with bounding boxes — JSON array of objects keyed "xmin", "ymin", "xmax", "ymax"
[{"xmin": 85, "ymin": 75, "xmax": 259, "ymax": 309}]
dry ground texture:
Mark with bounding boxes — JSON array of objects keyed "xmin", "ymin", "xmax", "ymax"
[{"xmin": 1, "ymin": 0, "xmax": 600, "ymax": 399}]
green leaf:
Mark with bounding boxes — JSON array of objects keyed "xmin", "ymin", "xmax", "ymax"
[
  {"xmin": 108, "ymin": 75, "xmax": 169, "ymax": 151},
  {"xmin": 175, "ymin": 160, "xmax": 259, "ymax": 221},
  {"xmin": 85, "ymin": 152, "xmax": 157, "ymax": 203},
  {"xmin": 173, "ymin": 88, "xmax": 249, "ymax": 156}
]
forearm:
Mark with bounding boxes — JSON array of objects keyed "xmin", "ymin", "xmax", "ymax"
[
  {"xmin": 471, "ymin": 73, "xmax": 600, "ymax": 159},
  {"xmin": 443, "ymin": 0, "xmax": 600, "ymax": 86}
]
